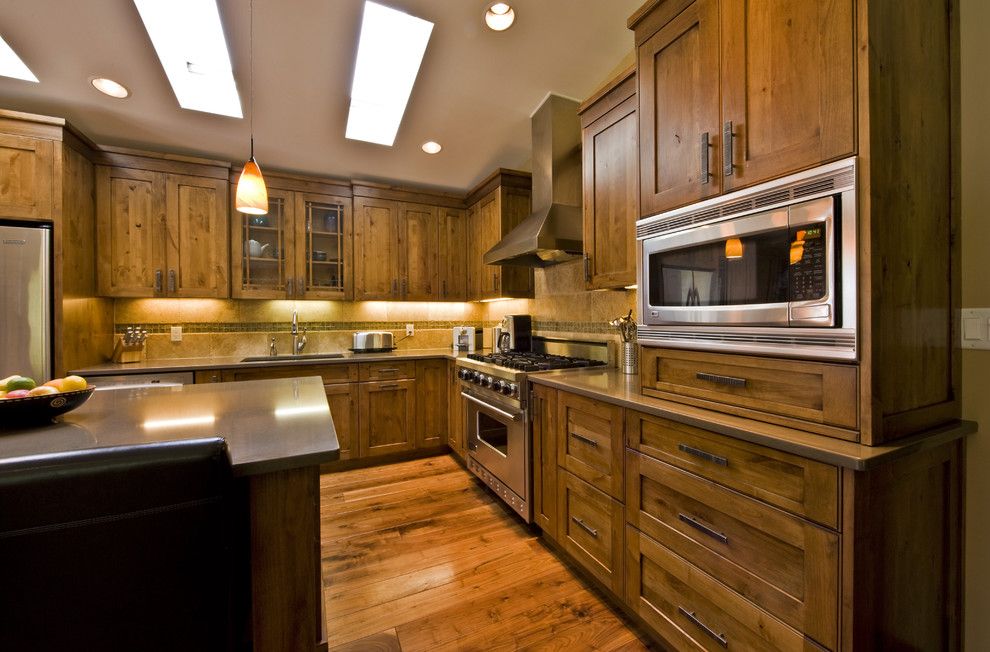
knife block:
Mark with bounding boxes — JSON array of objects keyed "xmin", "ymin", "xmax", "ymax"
[{"xmin": 112, "ymin": 337, "xmax": 146, "ymax": 364}]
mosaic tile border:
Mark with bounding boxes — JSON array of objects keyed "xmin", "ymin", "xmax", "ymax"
[{"xmin": 116, "ymin": 319, "xmax": 616, "ymax": 335}]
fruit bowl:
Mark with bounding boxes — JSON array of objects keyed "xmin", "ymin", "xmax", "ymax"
[{"xmin": 0, "ymin": 386, "xmax": 96, "ymax": 427}]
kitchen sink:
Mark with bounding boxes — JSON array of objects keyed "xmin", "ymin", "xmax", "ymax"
[{"xmin": 241, "ymin": 353, "xmax": 345, "ymax": 363}]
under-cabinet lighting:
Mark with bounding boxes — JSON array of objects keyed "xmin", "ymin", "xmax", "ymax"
[
  {"xmin": 345, "ymin": 2, "xmax": 434, "ymax": 146},
  {"xmin": 274, "ymin": 405, "xmax": 327, "ymax": 418},
  {"xmin": 0, "ymin": 35, "xmax": 37, "ymax": 82},
  {"xmin": 479, "ymin": 297, "xmax": 512, "ymax": 303},
  {"xmin": 143, "ymin": 415, "xmax": 216, "ymax": 429},
  {"xmin": 624, "ymin": 284, "xmax": 638, "ymax": 290},
  {"xmin": 133, "ymin": 0, "xmax": 242, "ymax": 117}
]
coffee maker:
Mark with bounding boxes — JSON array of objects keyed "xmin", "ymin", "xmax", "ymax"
[{"xmin": 496, "ymin": 315, "xmax": 532, "ymax": 352}]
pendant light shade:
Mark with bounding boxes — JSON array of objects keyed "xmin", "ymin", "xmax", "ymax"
[
  {"xmin": 236, "ymin": 156, "xmax": 268, "ymax": 215},
  {"xmin": 724, "ymin": 238, "xmax": 744, "ymax": 260},
  {"xmin": 235, "ymin": 0, "xmax": 268, "ymax": 215}
]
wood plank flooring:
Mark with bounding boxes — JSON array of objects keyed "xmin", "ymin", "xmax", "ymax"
[{"xmin": 321, "ymin": 455, "xmax": 656, "ymax": 651}]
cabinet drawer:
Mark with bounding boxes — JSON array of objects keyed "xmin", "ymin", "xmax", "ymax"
[
  {"xmin": 557, "ymin": 392, "xmax": 624, "ymax": 499},
  {"xmin": 640, "ymin": 348, "xmax": 858, "ymax": 437},
  {"xmin": 358, "ymin": 361, "xmax": 415, "ymax": 381},
  {"xmin": 558, "ymin": 470, "xmax": 623, "ymax": 595},
  {"xmin": 627, "ymin": 451, "xmax": 838, "ymax": 649},
  {"xmin": 223, "ymin": 364, "xmax": 357, "ymax": 385},
  {"xmin": 626, "ymin": 410, "xmax": 838, "ymax": 528},
  {"xmin": 626, "ymin": 527, "xmax": 807, "ymax": 652}
]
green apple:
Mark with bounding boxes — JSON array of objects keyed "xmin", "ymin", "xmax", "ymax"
[{"xmin": 5, "ymin": 376, "xmax": 36, "ymax": 391}]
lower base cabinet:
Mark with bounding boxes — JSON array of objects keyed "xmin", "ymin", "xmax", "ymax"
[
  {"xmin": 447, "ymin": 361, "xmax": 466, "ymax": 459},
  {"xmin": 358, "ymin": 379, "xmax": 416, "ymax": 458},
  {"xmin": 324, "ymin": 383, "xmax": 359, "ymax": 460},
  {"xmin": 558, "ymin": 469, "xmax": 624, "ymax": 596}
]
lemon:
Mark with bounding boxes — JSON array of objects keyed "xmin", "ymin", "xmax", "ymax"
[
  {"xmin": 6, "ymin": 376, "xmax": 36, "ymax": 391},
  {"xmin": 61, "ymin": 375, "xmax": 88, "ymax": 392}
]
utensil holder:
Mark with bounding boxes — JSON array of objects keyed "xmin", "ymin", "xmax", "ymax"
[
  {"xmin": 621, "ymin": 341, "xmax": 638, "ymax": 375},
  {"xmin": 112, "ymin": 337, "xmax": 146, "ymax": 364}
]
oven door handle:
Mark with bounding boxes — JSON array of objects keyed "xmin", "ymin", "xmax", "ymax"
[{"xmin": 461, "ymin": 391, "xmax": 522, "ymax": 422}]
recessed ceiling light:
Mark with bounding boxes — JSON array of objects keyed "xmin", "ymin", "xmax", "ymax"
[
  {"xmin": 345, "ymin": 1, "xmax": 434, "ymax": 146},
  {"xmin": 0, "ymin": 34, "xmax": 37, "ymax": 82},
  {"xmin": 91, "ymin": 77, "xmax": 130, "ymax": 98},
  {"xmin": 421, "ymin": 141, "xmax": 442, "ymax": 154},
  {"xmin": 133, "ymin": 0, "xmax": 242, "ymax": 118},
  {"xmin": 485, "ymin": 2, "xmax": 515, "ymax": 31}
]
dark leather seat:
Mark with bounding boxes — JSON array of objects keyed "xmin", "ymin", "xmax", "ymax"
[{"xmin": 0, "ymin": 437, "xmax": 245, "ymax": 651}]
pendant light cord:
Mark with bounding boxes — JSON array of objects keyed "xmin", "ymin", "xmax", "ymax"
[{"xmin": 249, "ymin": 0, "xmax": 255, "ymax": 159}]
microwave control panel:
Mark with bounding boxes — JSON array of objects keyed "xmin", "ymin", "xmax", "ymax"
[{"xmin": 789, "ymin": 225, "xmax": 827, "ymax": 301}]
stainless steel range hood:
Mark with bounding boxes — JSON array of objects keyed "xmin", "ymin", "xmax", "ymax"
[{"xmin": 484, "ymin": 94, "xmax": 583, "ymax": 267}]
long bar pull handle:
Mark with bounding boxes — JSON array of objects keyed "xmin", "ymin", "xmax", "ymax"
[
  {"xmin": 677, "ymin": 443, "xmax": 729, "ymax": 467},
  {"xmin": 678, "ymin": 513, "xmax": 729, "ymax": 545},
  {"xmin": 442, "ymin": 279, "xmax": 447, "ymax": 297},
  {"xmin": 154, "ymin": 269, "xmax": 163, "ymax": 294},
  {"xmin": 461, "ymin": 392, "xmax": 521, "ymax": 422},
  {"xmin": 392, "ymin": 279, "xmax": 398, "ymax": 296},
  {"xmin": 286, "ymin": 278, "xmax": 294, "ymax": 299},
  {"xmin": 571, "ymin": 432, "xmax": 599, "ymax": 448},
  {"xmin": 722, "ymin": 121, "xmax": 734, "ymax": 177},
  {"xmin": 167, "ymin": 269, "xmax": 176, "ymax": 294},
  {"xmin": 700, "ymin": 132, "xmax": 711, "ymax": 184},
  {"xmin": 696, "ymin": 372, "xmax": 747, "ymax": 388},
  {"xmin": 298, "ymin": 277, "xmax": 305, "ymax": 298},
  {"xmin": 584, "ymin": 253, "xmax": 591, "ymax": 282},
  {"xmin": 377, "ymin": 368, "xmax": 399, "ymax": 374},
  {"xmin": 571, "ymin": 516, "xmax": 599, "ymax": 538},
  {"xmin": 678, "ymin": 607, "xmax": 728, "ymax": 648},
  {"xmin": 379, "ymin": 383, "xmax": 400, "ymax": 390},
  {"xmin": 493, "ymin": 272, "xmax": 499, "ymax": 293}
]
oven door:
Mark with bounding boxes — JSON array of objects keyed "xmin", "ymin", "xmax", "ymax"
[{"xmin": 462, "ymin": 390, "xmax": 528, "ymax": 502}]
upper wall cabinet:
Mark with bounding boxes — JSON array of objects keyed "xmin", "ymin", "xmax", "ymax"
[
  {"xmin": 438, "ymin": 207, "xmax": 468, "ymax": 301},
  {"xmin": 0, "ymin": 133, "xmax": 54, "ymax": 220},
  {"xmin": 631, "ymin": 0, "xmax": 855, "ymax": 217},
  {"xmin": 579, "ymin": 67, "xmax": 639, "ymax": 290},
  {"xmin": 95, "ymin": 150, "xmax": 230, "ymax": 298}
]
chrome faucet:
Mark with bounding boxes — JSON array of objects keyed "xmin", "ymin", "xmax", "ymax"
[
  {"xmin": 269, "ymin": 336, "xmax": 278, "ymax": 357},
  {"xmin": 291, "ymin": 310, "xmax": 307, "ymax": 355}
]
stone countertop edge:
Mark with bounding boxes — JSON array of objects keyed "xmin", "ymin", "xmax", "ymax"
[
  {"xmin": 0, "ymin": 376, "xmax": 340, "ymax": 477},
  {"xmin": 71, "ymin": 348, "xmax": 476, "ymax": 376},
  {"xmin": 528, "ymin": 368, "xmax": 977, "ymax": 471}
]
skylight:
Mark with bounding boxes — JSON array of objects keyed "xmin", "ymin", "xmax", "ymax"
[
  {"xmin": 0, "ymin": 35, "xmax": 37, "ymax": 82},
  {"xmin": 133, "ymin": 0, "xmax": 242, "ymax": 118},
  {"xmin": 345, "ymin": 2, "xmax": 434, "ymax": 146}
]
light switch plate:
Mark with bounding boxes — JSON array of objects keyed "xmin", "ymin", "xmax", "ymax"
[
  {"xmin": 961, "ymin": 309, "xmax": 990, "ymax": 350},
  {"xmin": 171, "ymin": 326, "xmax": 183, "ymax": 342}
]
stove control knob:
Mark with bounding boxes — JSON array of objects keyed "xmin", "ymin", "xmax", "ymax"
[
  {"xmin": 492, "ymin": 379, "xmax": 505, "ymax": 393},
  {"xmin": 499, "ymin": 382, "xmax": 514, "ymax": 396},
  {"xmin": 457, "ymin": 368, "xmax": 471, "ymax": 380},
  {"xmin": 469, "ymin": 371, "xmax": 480, "ymax": 383},
  {"xmin": 481, "ymin": 375, "xmax": 493, "ymax": 388}
]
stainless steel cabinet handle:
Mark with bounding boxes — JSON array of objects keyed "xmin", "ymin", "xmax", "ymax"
[
  {"xmin": 492, "ymin": 272, "xmax": 498, "ymax": 293},
  {"xmin": 298, "ymin": 277, "xmax": 305, "ymax": 297},
  {"xmin": 584, "ymin": 253, "xmax": 591, "ymax": 282},
  {"xmin": 442, "ymin": 279, "xmax": 447, "ymax": 297},
  {"xmin": 678, "ymin": 607, "xmax": 727, "ymax": 648},
  {"xmin": 286, "ymin": 278, "xmax": 294, "ymax": 298},
  {"xmin": 696, "ymin": 372, "xmax": 747, "ymax": 388},
  {"xmin": 377, "ymin": 368, "xmax": 399, "ymax": 374},
  {"xmin": 571, "ymin": 432, "xmax": 599, "ymax": 448},
  {"xmin": 571, "ymin": 516, "xmax": 598, "ymax": 538},
  {"xmin": 677, "ymin": 443, "xmax": 729, "ymax": 467},
  {"xmin": 700, "ymin": 132, "xmax": 711, "ymax": 184},
  {"xmin": 167, "ymin": 269, "xmax": 176, "ymax": 294},
  {"xmin": 392, "ymin": 279, "xmax": 398, "ymax": 295},
  {"xmin": 678, "ymin": 513, "xmax": 729, "ymax": 544},
  {"xmin": 379, "ymin": 383, "xmax": 399, "ymax": 390},
  {"xmin": 154, "ymin": 269, "xmax": 163, "ymax": 294},
  {"xmin": 722, "ymin": 121, "xmax": 734, "ymax": 177}
]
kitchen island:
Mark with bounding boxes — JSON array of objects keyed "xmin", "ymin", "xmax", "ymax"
[{"xmin": 0, "ymin": 376, "xmax": 338, "ymax": 652}]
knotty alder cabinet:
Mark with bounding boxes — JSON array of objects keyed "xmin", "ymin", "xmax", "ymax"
[
  {"xmin": 95, "ymin": 150, "xmax": 230, "ymax": 298},
  {"xmin": 465, "ymin": 170, "xmax": 534, "ymax": 300}
]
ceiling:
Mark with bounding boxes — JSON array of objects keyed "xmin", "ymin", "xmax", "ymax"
[{"xmin": 0, "ymin": 0, "xmax": 641, "ymax": 193}]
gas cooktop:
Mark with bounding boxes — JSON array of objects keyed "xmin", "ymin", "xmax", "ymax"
[{"xmin": 467, "ymin": 351, "xmax": 608, "ymax": 372}]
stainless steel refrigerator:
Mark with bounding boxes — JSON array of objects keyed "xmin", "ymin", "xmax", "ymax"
[{"xmin": 0, "ymin": 220, "xmax": 52, "ymax": 382}]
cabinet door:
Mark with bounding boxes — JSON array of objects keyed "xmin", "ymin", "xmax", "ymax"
[
  {"xmin": 353, "ymin": 197, "xmax": 399, "ymax": 300},
  {"xmin": 359, "ymin": 379, "xmax": 416, "ymax": 457},
  {"xmin": 0, "ymin": 134, "xmax": 53, "ymax": 220},
  {"xmin": 531, "ymin": 383, "xmax": 558, "ymax": 538},
  {"xmin": 638, "ymin": 0, "xmax": 721, "ymax": 216},
  {"xmin": 232, "ymin": 187, "xmax": 295, "ymax": 299},
  {"xmin": 96, "ymin": 166, "xmax": 166, "ymax": 297},
  {"xmin": 476, "ymin": 190, "xmax": 500, "ymax": 299},
  {"xmin": 466, "ymin": 204, "xmax": 481, "ymax": 300},
  {"xmin": 720, "ymin": 0, "xmax": 855, "ymax": 190},
  {"xmin": 447, "ymin": 362, "xmax": 465, "ymax": 458},
  {"xmin": 557, "ymin": 391, "xmax": 625, "ymax": 500},
  {"xmin": 399, "ymin": 202, "xmax": 439, "ymax": 300},
  {"xmin": 438, "ymin": 207, "xmax": 467, "ymax": 301},
  {"xmin": 415, "ymin": 359, "xmax": 447, "ymax": 448},
  {"xmin": 583, "ymin": 94, "xmax": 638, "ymax": 289},
  {"xmin": 164, "ymin": 174, "xmax": 228, "ymax": 298},
  {"xmin": 325, "ymin": 383, "xmax": 359, "ymax": 460},
  {"xmin": 297, "ymin": 193, "xmax": 352, "ymax": 300}
]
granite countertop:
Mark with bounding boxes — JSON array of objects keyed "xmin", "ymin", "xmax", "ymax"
[
  {"xmin": 0, "ymin": 376, "xmax": 338, "ymax": 476},
  {"xmin": 72, "ymin": 348, "xmax": 478, "ymax": 377},
  {"xmin": 530, "ymin": 368, "xmax": 976, "ymax": 470}
]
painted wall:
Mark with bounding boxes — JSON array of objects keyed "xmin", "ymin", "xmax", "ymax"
[{"xmin": 961, "ymin": 0, "xmax": 989, "ymax": 646}]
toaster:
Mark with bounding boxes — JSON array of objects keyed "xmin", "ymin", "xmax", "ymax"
[
  {"xmin": 352, "ymin": 331, "xmax": 395, "ymax": 352},
  {"xmin": 452, "ymin": 326, "xmax": 482, "ymax": 352}
]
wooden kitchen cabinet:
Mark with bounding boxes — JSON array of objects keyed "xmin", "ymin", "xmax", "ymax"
[
  {"xmin": 96, "ymin": 167, "xmax": 165, "ymax": 297},
  {"xmin": 578, "ymin": 67, "xmax": 639, "ymax": 289},
  {"xmin": 0, "ymin": 132, "xmax": 54, "ymax": 220},
  {"xmin": 325, "ymin": 383, "xmax": 359, "ymax": 460},
  {"xmin": 399, "ymin": 202, "xmax": 439, "ymax": 300},
  {"xmin": 438, "ymin": 207, "xmax": 468, "ymax": 300},
  {"xmin": 630, "ymin": 0, "xmax": 854, "ymax": 215},
  {"xmin": 165, "ymin": 173, "xmax": 228, "ymax": 298},
  {"xmin": 447, "ymin": 361, "xmax": 466, "ymax": 459},
  {"xmin": 557, "ymin": 391, "xmax": 625, "ymax": 500},
  {"xmin": 353, "ymin": 197, "xmax": 401, "ymax": 299},
  {"xmin": 531, "ymin": 383, "xmax": 558, "ymax": 537},
  {"xmin": 415, "ymin": 358, "xmax": 448, "ymax": 448},
  {"xmin": 358, "ymin": 379, "xmax": 417, "ymax": 457}
]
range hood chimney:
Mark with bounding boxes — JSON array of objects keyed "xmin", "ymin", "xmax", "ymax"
[{"xmin": 483, "ymin": 94, "xmax": 583, "ymax": 267}]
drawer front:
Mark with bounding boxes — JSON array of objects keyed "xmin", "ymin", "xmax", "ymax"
[
  {"xmin": 557, "ymin": 391, "xmax": 624, "ymax": 499},
  {"xmin": 558, "ymin": 470, "xmax": 624, "ymax": 595},
  {"xmin": 358, "ymin": 361, "xmax": 416, "ymax": 381},
  {"xmin": 626, "ymin": 527, "xmax": 807, "ymax": 652},
  {"xmin": 626, "ymin": 410, "xmax": 839, "ymax": 528},
  {"xmin": 222, "ymin": 364, "xmax": 357, "ymax": 384},
  {"xmin": 627, "ymin": 451, "xmax": 838, "ymax": 649},
  {"xmin": 640, "ymin": 348, "xmax": 858, "ymax": 436}
]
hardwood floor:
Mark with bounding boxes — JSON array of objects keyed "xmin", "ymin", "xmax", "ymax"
[{"xmin": 320, "ymin": 455, "xmax": 656, "ymax": 651}]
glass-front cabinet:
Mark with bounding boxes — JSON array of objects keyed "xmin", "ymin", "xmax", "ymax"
[{"xmin": 231, "ymin": 187, "xmax": 352, "ymax": 300}]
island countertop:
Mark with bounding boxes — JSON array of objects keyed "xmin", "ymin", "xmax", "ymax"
[{"xmin": 0, "ymin": 376, "xmax": 338, "ymax": 476}]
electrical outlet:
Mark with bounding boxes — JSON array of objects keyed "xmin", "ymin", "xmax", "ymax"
[
  {"xmin": 406, "ymin": 323, "xmax": 415, "ymax": 336},
  {"xmin": 171, "ymin": 326, "xmax": 182, "ymax": 342}
]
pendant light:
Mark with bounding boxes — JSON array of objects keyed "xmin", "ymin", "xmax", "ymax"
[
  {"xmin": 724, "ymin": 238, "xmax": 744, "ymax": 260},
  {"xmin": 235, "ymin": 0, "xmax": 268, "ymax": 215}
]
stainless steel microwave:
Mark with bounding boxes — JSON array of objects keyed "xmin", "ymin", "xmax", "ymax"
[{"xmin": 637, "ymin": 157, "xmax": 858, "ymax": 361}]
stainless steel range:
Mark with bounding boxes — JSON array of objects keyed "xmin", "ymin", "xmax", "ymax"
[{"xmin": 456, "ymin": 337, "xmax": 609, "ymax": 522}]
